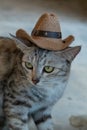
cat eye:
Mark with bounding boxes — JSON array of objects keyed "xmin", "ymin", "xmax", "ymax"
[
  {"xmin": 43, "ymin": 66, "xmax": 54, "ymax": 73},
  {"xmin": 25, "ymin": 62, "xmax": 33, "ymax": 69}
]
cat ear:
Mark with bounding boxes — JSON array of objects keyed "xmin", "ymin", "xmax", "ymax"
[
  {"xmin": 62, "ymin": 46, "xmax": 81, "ymax": 62},
  {"xmin": 10, "ymin": 33, "xmax": 28, "ymax": 52}
]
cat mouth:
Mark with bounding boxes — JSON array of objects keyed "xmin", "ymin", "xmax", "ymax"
[{"xmin": 26, "ymin": 76, "xmax": 40, "ymax": 85}]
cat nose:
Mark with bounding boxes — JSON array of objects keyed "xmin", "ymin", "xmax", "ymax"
[{"xmin": 32, "ymin": 78, "xmax": 39, "ymax": 84}]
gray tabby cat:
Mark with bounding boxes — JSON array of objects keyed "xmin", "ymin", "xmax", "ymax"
[
  {"xmin": 0, "ymin": 37, "xmax": 21, "ymax": 130},
  {"xmin": 0, "ymin": 37, "xmax": 81, "ymax": 130}
]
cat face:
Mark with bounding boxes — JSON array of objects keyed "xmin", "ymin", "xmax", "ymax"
[{"xmin": 22, "ymin": 47, "xmax": 70, "ymax": 86}]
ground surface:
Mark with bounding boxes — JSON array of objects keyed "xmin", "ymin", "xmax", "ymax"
[{"xmin": 0, "ymin": 0, "xmax": 87, "ymax": 130}]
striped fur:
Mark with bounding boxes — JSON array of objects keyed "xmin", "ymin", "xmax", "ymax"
[{"xmin": 0, "ymin": 37, "xmax": 81, "ymax": 130}]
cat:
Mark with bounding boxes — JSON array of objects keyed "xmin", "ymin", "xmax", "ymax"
[
  {"xmin": 0, "ymin": 37, "xmax": 22, "ymax": 130},
  {"xmin": 0, "ymin": 36, "xmax": 81, "ymax": 130}
]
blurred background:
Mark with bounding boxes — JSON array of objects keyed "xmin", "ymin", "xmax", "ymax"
[{"xmin": 0, "ymin": 0, "xmax": 87, "ymax": 130}]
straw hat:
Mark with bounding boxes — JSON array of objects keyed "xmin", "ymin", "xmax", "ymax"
[{"xmin": 16, "ymin": 13, "xmax": 74, "ymax": 50}]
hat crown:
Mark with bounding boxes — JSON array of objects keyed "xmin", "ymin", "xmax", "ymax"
[{"xmin": 32, "ymin": 13, "xmax": 61, "ymax": 33}]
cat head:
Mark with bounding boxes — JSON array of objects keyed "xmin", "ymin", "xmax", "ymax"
[{"xmin": 12, "ymin": 36, "xmax": 81, "ymax": 87}]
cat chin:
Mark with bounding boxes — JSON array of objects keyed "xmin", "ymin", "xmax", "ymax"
[
  {"xmin": 26, "ymin": 77, "xmax": 35, "ymax": 86},
  {"xmin": 29, "ymin": 81, "xmax": 35, "ymax": 86}
]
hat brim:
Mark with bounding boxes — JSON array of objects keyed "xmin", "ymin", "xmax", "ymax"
[{"xmin": 16, "ymin": 29, "xmax": 74, "ymax": 51}]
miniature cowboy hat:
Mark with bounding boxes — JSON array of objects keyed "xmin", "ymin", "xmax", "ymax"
[{"xmin": 16, "ymin": 13, "xmax": 74, "ymax": 51}]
